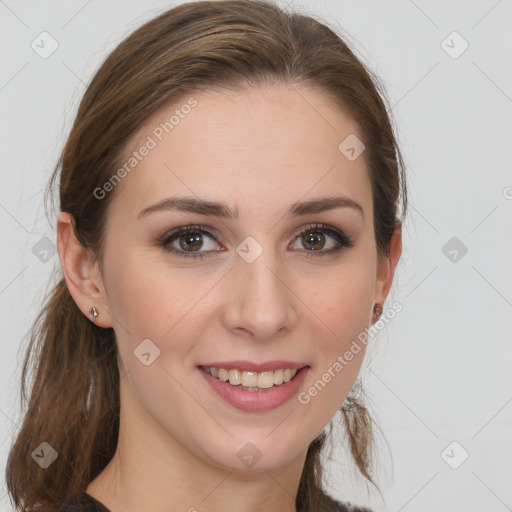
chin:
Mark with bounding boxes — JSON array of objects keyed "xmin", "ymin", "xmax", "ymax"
[{"xmin": 200, "ymin": 435, "xmax": 304, "ymax": 473}]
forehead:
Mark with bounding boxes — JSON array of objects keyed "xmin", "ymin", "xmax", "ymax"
[{"xmin": 108, "ymin": 83, "xmax": 372, "ymax": 221}]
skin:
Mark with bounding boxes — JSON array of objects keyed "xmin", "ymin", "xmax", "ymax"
[{"xmin": 57, "ymin": 83, "xmax": 401, "ymax": 512}]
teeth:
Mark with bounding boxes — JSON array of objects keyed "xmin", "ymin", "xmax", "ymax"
[
  {"xmin": 273, "ymin": 369, "xmax": 284, "ymax": 385},
  {"xmin": 257, "ymin": 371, "xmax": 274, "ymax": 389},
  {"xmin": 228, "ymin": 369, "xmax": 241, "ymax": 385},
  {"xmin": 241, "ymin": 371, "xmax": 258, "ymax": 387},
  {"xmin": 203, "ymin": 366, "xmax": 299, "ymax": 389}
]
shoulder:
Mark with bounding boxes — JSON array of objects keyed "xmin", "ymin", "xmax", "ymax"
[
  {"xmin": 54, "ymin": 493, "xmax": 111, "ymax": 512},
  {"xmin": 319, "ymin": 490, "xmax": 374, "ymax": 512}
]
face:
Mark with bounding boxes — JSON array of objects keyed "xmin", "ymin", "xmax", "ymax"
[{"xmin": 93, "ymin": 83, "xmax": 382, "ymax": 472}]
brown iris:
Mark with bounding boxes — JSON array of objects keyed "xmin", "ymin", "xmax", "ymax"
[
  {"xmin": 179, "ymin": 232, "xmax": 203, "ymax": 251},
  {"xmin": 301, "ymin": 230, "xmax": 325, "ymax": 251}
]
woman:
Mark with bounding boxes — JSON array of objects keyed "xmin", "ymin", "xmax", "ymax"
[{"xmin": 5, "ymin": 1, "xmax": 406, "ymax": 510}]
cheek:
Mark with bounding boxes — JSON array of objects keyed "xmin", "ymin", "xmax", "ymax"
[
  {"xmin": 297, "ymin": 260, "xmax": 375, "ymax": 404},
  {"xmin": 306, "ymin": 263, "xmax": 376, "ymax": 344},
  {"xmin": 105, "ymin": 249, "xmax": 201, "ymax": 336},
  {"xmin": 105, "ymin": 252, "xmax": 222, "ymax": 384}
]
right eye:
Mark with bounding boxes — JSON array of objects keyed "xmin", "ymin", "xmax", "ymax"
[{"xmin": 157, "ymin": 224, "xmax": 224, "ymax": 259}]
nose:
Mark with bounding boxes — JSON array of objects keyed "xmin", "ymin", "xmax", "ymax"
[{"xmin": 221, "ymin": 246, "xmax": 298, "ymax": 340}]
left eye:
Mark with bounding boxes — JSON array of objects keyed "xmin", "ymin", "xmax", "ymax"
[
  {"xmin": 291, "ymin": 227, "xmax": 339, "ymax": 251},
  {"xmin": 289, "ymin": 223, "xmax": 355, "ymax": 258},
  {"xmin": 158, "ymin": 223, "xmax": 354, "ymax": 259}
]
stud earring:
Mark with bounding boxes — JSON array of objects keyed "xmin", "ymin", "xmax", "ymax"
[
  {"xmin": 89, "ymin": 307, "xmax": 99, "ymax": 321},
  {"xmin": 373, "ymin": 303, "xmax": 383, "ymax": 322}
]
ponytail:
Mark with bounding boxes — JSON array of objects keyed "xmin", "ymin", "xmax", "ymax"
[{"xmin": 5, "ymin": 279, "xmax": 119, "ymax": 511}]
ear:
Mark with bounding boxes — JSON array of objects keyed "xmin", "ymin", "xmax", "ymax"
[
  {"xmin": 56, "ymin": 211, "xmax": 113, "ymax": 328},
  {"xmin": 373, "ymin": 220, "xmax": 402, "ymax": 312}
]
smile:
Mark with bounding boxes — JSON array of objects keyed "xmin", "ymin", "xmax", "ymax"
[
  {"xmin": 198, "ymin": 365, "xmax": 310, "ymax": 412},
  {"xmin": 199, "ymin": 365, "xmax": 300, "ymax": 390}
]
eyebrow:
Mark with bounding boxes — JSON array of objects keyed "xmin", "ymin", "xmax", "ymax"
[{"xmin": 137, "ymin": 195, "xmax": 364, "ymax": 220}]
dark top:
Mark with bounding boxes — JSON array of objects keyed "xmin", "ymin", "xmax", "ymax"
[
  {"xmin": 56, "ymin": 491, "xmax": 373, "ymax": 511},
  {"xmin": 56, "ymin": 493, "xmax": 110, "ymax": 511}
]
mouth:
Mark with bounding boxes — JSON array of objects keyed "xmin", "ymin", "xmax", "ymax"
[
  {"xmin": 198, "ymin": 364, "xmax": 308, "ymax": 392},
  {"xmin": 197, "ymin": 363, "xmax": 311, "ymax": 412}
]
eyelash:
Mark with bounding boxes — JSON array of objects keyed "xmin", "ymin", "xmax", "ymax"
[{"xmin": 156, "ymin": 223, "xmax": 355, "ymax": 260}]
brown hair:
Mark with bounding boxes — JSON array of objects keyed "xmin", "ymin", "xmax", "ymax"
[{"xmin": 5, "ymin": 1, "xmax": 407, "ymax": 510}]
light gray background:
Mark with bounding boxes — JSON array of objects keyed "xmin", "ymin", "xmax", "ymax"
[{"xmin": 1, "ymin": 1, "xmax": 511, "ymax": 511}]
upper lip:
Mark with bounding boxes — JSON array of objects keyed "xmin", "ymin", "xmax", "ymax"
[{"xmin": 198, "ymin": 360, "xmax": 309, "ymax": 372}]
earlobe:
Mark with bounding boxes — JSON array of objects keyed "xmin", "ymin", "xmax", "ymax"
[{"xmin": 56, "ymin": 212, "xmax": 113, "ymax": 328}]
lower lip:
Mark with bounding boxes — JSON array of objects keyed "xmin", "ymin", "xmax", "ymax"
[{"xmin": 198, "ymin": 366, "xmax": 310, "ymax": 412}]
